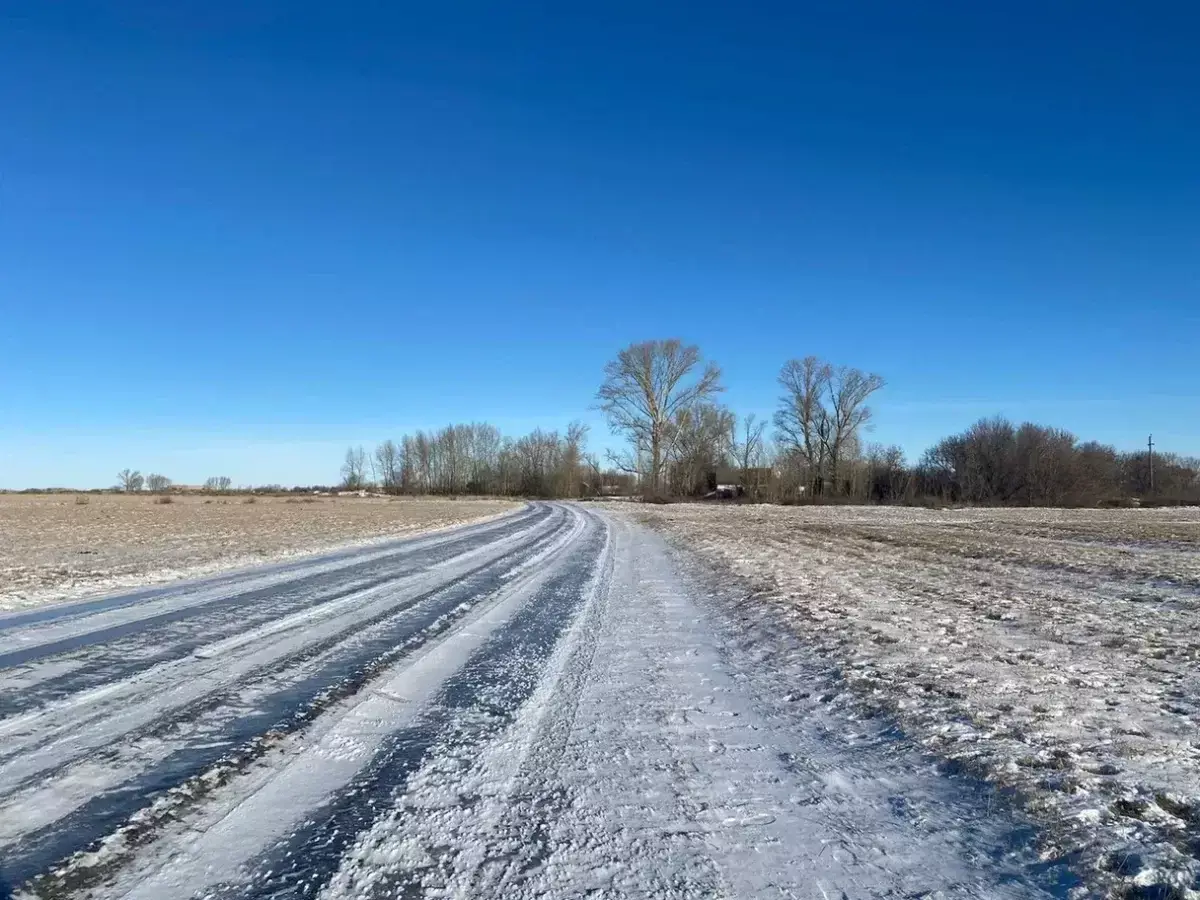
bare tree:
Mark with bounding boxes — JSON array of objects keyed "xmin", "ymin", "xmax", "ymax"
[
  {"xmin": 824, "ymin": 365, "xmax": 885, "ymax": 493},
  {"xmin": 774, "ymin": 357, "xmax": 884, "ymax": 496},
  {"xmin": 668, "ymin": 403, "xmax": 734, "ymax": 496},
  {"xmin": 596, "ymin": 339, "xmax": 723, "ymax": 497},
  {"xmin": 732, "ymin": 413, "xmax": 768, "ymax": 499},
  {"xmin": 583, "ymin": 452, "xmax": 605, "ymax": 498},
  {"xmin": 341, "ymin": 446, "xmax": 368, "ymax": 490},
  {"xmin": 399, "ymin": 436, "xmax": 418, "ymax": 493},
  {"xmin": 374, "ymin": 440, "xmax": 401, "ymax": 492},
  {"xmin": 557, "ymin": 421, "xmax": 589, "ymax": 498},
  {"xmin": 865, "ymin": 444, "xmax": 910, "ymax": 503},
  {"xmin": 468, "ymin": 423, "xmax": 502, "ymax": 493},
  {"xmin": 774, "ymin": 357, "xmax": 832, "ymax": 495},
  {"xmin": 1074, "ymin": 442, "xmax": 1119, "ymax": 504},
  {"xmin": 497, "ymin": 436, "xmax": 517, "ymax": 496},
  {"xmin": 412, "ymin": 432, "xmax": 433, "ymax": 493},
  {"xmin": 204, "ymin": 476, "xmax": 233, "ymax": 492},
  {"xmin": 145, "ymin": 473, "xmax": 172, "ymax": 493},
  {"xmin": 439, "ymin": 424, "xmax": 470, "ymax": 494},
  {"xmin": 512, "ymin": 428, "xmax": 559, "ymax": 497},
  {"xmin": 116, "ymin": 469, "xmax": 144, "ymax": 492}
]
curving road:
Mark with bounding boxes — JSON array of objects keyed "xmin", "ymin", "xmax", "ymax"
[{"xmin": 0, "ymin": 503, "xmax": 1071, "ymax": 899}]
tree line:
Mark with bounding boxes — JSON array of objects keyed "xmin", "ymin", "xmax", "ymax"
[
  {"xmin": 916, "ymin": 420, "xmax": 1199, "ymax": 506},
  {"xmin": 112, "ymin": 471, "xmax": 235, "ymax": 493},
  {"xmin": 340, "ymin": 338, "xmax": 1198, "ymax": 507},
  {"xmin": 341, "ymin": 422, "xmax": 634, "ymax": 499}
]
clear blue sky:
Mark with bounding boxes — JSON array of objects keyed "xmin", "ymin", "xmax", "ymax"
[{"xmin": 2, "ymin": 2, "xmax": 1197, "ymax": 488}]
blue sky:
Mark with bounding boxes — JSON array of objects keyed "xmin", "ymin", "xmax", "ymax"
[{"xmin": 2, "ymin": 2, "xmax": 1197, "ymax": 488}]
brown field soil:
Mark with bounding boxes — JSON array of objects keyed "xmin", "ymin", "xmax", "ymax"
[
  {"xmin": 610, "ymin": 502, "xmax": 1200, "ymax": 897},
  {"xmin": 0, "ymin": 493, "xmax": 520, "ymax": 611}
]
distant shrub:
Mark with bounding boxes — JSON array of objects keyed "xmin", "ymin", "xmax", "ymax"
[
  {"xmin": 243, "ymin": 496, "xmax": 257, "ymax": 504},
  {"xmin": 155, "ymin": 495, "xmax": 174, "ymax": 505},
  {"xmin": 74, "ymin": 495, "xmax": 90, "ymax": 506}
]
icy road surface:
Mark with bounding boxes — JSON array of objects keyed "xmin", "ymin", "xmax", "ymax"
[{"xmin": 0, "ymin": 503, "xmax": 1072, "ymax": 899}]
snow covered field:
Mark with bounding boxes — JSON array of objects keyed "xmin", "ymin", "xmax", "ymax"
[
  {"xmin": 615, "ymin": 502, "xmax": 1200, "ymax": 898},
  {"xmin": 0, "ymin": 494, "xmax": 518, "ymax": 612},
  {"xmin": 0, "ymin": 503, "xmax": 1070, "ymax": 899}
]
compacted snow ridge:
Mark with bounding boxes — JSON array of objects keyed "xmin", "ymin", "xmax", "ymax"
[{"xmin": 613, "ymin": 503, "xmax": 1200, "ymax": 900}]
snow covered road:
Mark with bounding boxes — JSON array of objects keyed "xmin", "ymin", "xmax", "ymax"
[{"xmin": 0, "ymin": 503, "xmax": 1071, "ymax": 899}]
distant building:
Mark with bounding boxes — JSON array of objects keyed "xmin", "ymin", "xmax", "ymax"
[{"xmin": 706, "ymin": 466, "xmax": 775, "ymax": 499}]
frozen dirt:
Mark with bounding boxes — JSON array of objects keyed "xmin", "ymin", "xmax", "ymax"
[
  {"xmin": 612, "ymin": 502, "xmax": 1200, "ymax": 899},
  {"xmin": 0, "ymin": 494, "xmax": 517, "ymax": 613}
]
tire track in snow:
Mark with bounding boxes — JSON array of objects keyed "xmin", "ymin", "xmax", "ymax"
[
  {"xmin": 0, "ymin": 507, "xmax": 551, "ymax": 710},
  {"xmin": 80, "ymin": 505, "xmax": 597, "ymax": 900},
  {"xmin": 0, "ymin": 504, "xmax": 576, "ymax": 896},
  {"xmin": 0, "ymin": 506, "xmax": 562, "ymax": 789},
  {"xmin": 221, "ymin": 520, "xmax": 609, "ymax": 899},
  {"xmin": 319, "ymin": 516, "xmax": 617, "ymax": 900},
  {"xmin": 0, "ymin": 516, "xmax": 573, "ymax": 885}
]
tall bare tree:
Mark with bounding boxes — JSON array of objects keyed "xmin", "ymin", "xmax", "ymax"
[
  {"xmin": 116, "ymin": 469, "xmax": 144, "ymax": 492},
  {"xmin": 774, "ymin": 356, "xmax": 832, "ymax": 495},
  {"xmin": 825, "ymin": 365, "xmax": 885, "ymax": 493},
  {"xmin": 204, "ymin": 475, "xmax": 233, "ymax": 492},
  {"xmin": 374, "ymin": 440, "xmax": 401, "ymax": 492},
  {"xmin": 341, "ymin": 446, "xmax": 367, "ymax": 490},
  {"xmin": 596, "ymin": 339, "xmax": 723, "ymax": 497},
  {"xmin": 399, "ymin": 437, "xmax": 417, "ymax": 493},
  {"xmin": 732, "ymin": 413, "xmax": 768, "ymax": 499},
  {"xmin": 583, "ymin": 452, "xmax": 605, "ymax": 498},
  {"xmin": 557, "ymin": 421, "xmax": 589, "ymax": 498},
  {"xmin": 413, "ymin": 432, "xmax": 433, "ymax": 493},
  {"xmin": 512, "ymin": 428, "xmax": 561, "ymax": 497},
  {"xmin": 468, "ymin": 423, "xmax": 502, "ymax": 492},
  {"xmin": 774, "ymin": 357, "xmax": 883, "ymax": 495},
  {"xmin": 145, "ymin": 473, "xmax": 172, "ymax": 493}
]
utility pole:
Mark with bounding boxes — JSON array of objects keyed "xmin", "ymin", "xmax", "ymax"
[{"xmin": 1148, "ymin": 434, "xmax": 1155, "ymax": 494}]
